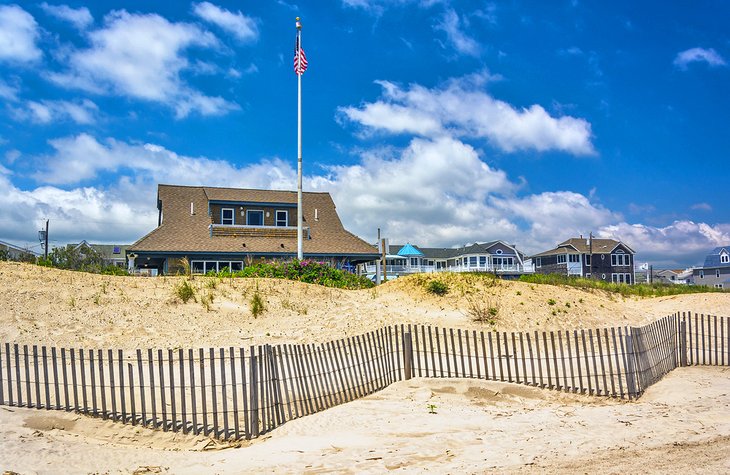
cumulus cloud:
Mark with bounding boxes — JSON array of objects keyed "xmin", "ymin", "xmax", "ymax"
[
  {"xmin": 192, "ymin": 2, "xmax": 258, "ymax": 42},
  {"xmin": 11, "ymin": 99, "xmax": 98, "ymax": 125},
  {"xmin": 339, "ymin": 73, "xmax": 596, "ymax": 155},
  {"xmin": 5, "ymin": 132, "xmax": 728, "ymax": 266},
  {"xmin": 674, "ymin": 47, "xmax": 727, "ymax": 70},
  {"xmin": 597, "ymin": 221, "xmax": 730, "ymax": 266},
  {"xmin": 0, "ymin": 5, "xmax": 42, "ymax": 63},
  {"xmin": 40, "ymin": 3, "xmax": 93, "ymax": 30},
  {"xmin": 435, "ymin": 8, "xmax": 480, "ymax": 56},
  {"xmin": 47, "ymin": 10, "xmax": 238, "ymax": 118}
]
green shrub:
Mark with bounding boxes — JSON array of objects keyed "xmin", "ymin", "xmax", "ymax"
[
  {"xmin": 214, "ymin": 259, "xmax": 374, "ymax": 290},
  {"xmin": 425, "ymin": 279, "xmax": 449, "ymax": 296},
  {"xmin": 250, "ymin": 290, "xmax": 265, "ymax": 317},
  {"xmin": 175, "ymin": 279, "xmax": 196, "ymax": 303}
]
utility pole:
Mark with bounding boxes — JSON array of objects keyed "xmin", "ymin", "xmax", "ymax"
[{"xmin": 44, "ymin": 219, "xmax": 49, "ymax": 259}]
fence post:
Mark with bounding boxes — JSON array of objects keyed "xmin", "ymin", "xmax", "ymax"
[
  {"xmin": 403, "ymin": 332, "xmax": 413, "ymax": 381},
  {"xmin": 679, "ymin": 319, "xmax": 688, "ymax": 367}
]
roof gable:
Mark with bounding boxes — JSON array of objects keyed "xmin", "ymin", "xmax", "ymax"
[{"xmin": 397, "ymin": 243, "xmax": 424, "ymax": 256}]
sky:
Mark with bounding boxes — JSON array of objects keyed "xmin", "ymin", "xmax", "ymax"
[{"xmin": 0, "ymin": 0, "xmax": 728, "ymax": 268}]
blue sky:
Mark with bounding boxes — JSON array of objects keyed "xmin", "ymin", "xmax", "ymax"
[{"xmin": 0, "ymin": 0, "xmax": 728, "ymax": 267}]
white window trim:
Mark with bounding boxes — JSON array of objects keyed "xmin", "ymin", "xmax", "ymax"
[
  {"xmin": 221, "ymin": 208, "xmax": 235, "ymax": 225},
  {"xmin": 721, "ymin": 252, "xmax": 730, "ymax": 264},
  {"xmin": 557, "ymin": 254, "xmax": 567, "ymax": 264},
  {"xmin": 246, "ymin": 209, "xmax": 264, "ymax": 226},
  {"xmin": 699, "ymin": 270, "xmax": 704, "ymax": 279},
  {"xmin": 275, "ymin": 209, "xmax": 288, "ymax": 227},
  {"xmin": 717, "ymin": 269, "xmax": 721, "ymax": 278}
]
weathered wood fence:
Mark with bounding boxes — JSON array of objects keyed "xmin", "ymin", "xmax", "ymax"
[{"xmin": 0, "ymin": 312, "xmax": 727, "ymax": 441}]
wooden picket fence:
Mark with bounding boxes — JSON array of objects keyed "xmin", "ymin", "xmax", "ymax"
[{"xmin": 0, "ymin": 312, "xmax": 727, "ymax": 441}]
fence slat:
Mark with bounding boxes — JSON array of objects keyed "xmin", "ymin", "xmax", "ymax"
[
  {"xmin": 62, "ymin": 348, "xmax": 70, "ymax": 411},
  {"xmin": 117, "ymin": 350, "xmax": 125, "ymax": 421},
  {"xmin": 138, "ymin": 349, "xmax": 146, "ymax": 427},
  {"xmin": 179, "ymin": 349, "xmax": 187, "ymax": 433},
  {"xmin": 158, "ymin": 349, "xmax": 167, "ymax": 431},
  {"xmin": 219, "ymin": 348, "xmax": 228, "ymax": 439},
  {"xmin": 51, "ymin": 347, "xmax": 60, "ymax": 410},
  {"xmin": 148, "ymin": 349, "xmax": 157, "ymax": 428},
  {"xmin": 565, "ymin": 331, "xmax": 575, "ymax": 392},
  {"xmin": 239, "ymin": 347, "xmax": 250, "ymax": 440},
  {"xmin": 128, "ymin": 363, "xmax": 135, "ymax": 425},
  {"xmin": 107, "ymin": 350, "xmax": 115, "ymax": 420},
  {"xmin": 249, "ymin": 347, "xmax": 259, "ymax": 438}
]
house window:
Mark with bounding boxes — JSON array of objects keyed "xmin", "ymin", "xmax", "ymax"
[
  {"xmin": 721, "ymin": 253, "xmax": 730, "ymax": 264},
  {"xmin": 410, "ymin": 257, "xmax": 419, "ymax": 266},
  {"xmin": 246, "ymin": 210, "xmax": 264, "ymax": 226},
  {"xmin": 700, "ymin": 270, "xmax": 704, "ymax": 279},
  {"xmin": 536, "ymin": 257, "xmax": 542, "ymax": 268},
  {"xmin": 495, "ymin": 249, "xmax": 503, "ymax": 255},
  {"xmin": 191, "ymin": 260, "xmax": 244, "ymax": 274},
  {"xmin": 569, "ymin": 254, "xmax": 580, "ymax": 263},
  {"xmin": 113, "ymin": 246, "xmax": 121, "ymax": 254},
  {"xmin": 585, "ymin": 255, "xmax": 591, "ymax": 265},
  {"xmin": 470, "ymin": 256, "xmax": 477, "ymax": 266},
  {"xmin": 715, "ymin": 284, "xmax": 724, "ymax": 289},
  {"xmin": 221, "ymin": 208, "xmax": 234, "ymax": 225},
  {"xmin": 717, "ymin": 269, "xmax": 721, "ymax": 278},
  {"xmin": 601, "ymin": 273, "xmax": 606, "ymax": 279},
  {"xmin": 611, "ymin": 253, "xmax": 630, "ymax": 266},
  {"xmin": 557, "ymin": 255, "xmax": 567, "ymax": 264},
  {"xmin": 479, "ymin": 256, "xmax": 486, "ymax": 266},
  {"xmin": 275, "ymin": 210, "xmax": 288, "ymax": 227},
  {"xmin": 585, "ymin": 273, "xmax": 591, "ymax": 278}
]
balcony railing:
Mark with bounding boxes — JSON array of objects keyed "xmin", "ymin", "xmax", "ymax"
[
  {"xmin": 209, "ymin": 224, "xmax": 309, "ymax": 238},
  {"xmin": 362, "ymin": 263, "xmax": 533, "ymax": 275}
]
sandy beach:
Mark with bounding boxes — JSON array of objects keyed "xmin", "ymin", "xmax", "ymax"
[{"xmin": 1, "ymin": 262, "xmax": 729, "ymax": 473}]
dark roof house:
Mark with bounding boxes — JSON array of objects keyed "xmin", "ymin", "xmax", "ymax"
[
  {"xmin": 532, "ymin": 237, "xmax": 636, "ymax": 284},
  {"xmin": 692, "ymin": 246, "xmax": 730, "ymax": 289},
  {"xmin": 127, "ymin": 184, "xmax": 379, "ymax": 275}
]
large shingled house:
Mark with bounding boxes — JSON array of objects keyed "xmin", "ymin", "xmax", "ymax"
[{"xmin": 127, "ymin": 184, "xmax": 379, "ymax": 275}]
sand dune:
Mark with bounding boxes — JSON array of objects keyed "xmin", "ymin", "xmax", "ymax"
[{"xmin": 1, "ymin": 261, "xmax": 729, "ymax": 473}]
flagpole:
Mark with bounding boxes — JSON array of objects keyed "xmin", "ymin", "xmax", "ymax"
[{"xmin": 296, "ymin": 18, "xmax": 303, "ymax": 260}]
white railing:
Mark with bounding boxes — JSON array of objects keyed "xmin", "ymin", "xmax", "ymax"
[{"xmin": 362, "ymin": 263, "xmax": 533, "ymax": 275}]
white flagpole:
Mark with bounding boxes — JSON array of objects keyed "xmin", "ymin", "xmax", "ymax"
[{"xmin": 296, "ymin": 18, "xmax": 303, "ymax": 260}]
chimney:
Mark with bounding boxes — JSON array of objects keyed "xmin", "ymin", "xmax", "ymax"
[{"xmin": 190, "ymin": 202, "xmax": 194, "ymax": 215}]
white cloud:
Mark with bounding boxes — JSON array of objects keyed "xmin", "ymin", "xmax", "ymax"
[
  {"xmin": 192, "ymin": 2, "xmax": 258, "ymax": 42},
  {"xmin": 0, "ymin": 5, "xmax": 42, "ymax": 63},
  {"xmin": 5, "ymin": 132, "xmax": 727, "ymax": 266},
  {"xmin": 47, "ymin": 10, "xmax": 238, "ymax": 118},
  {"xmin": 339, "ymin": 73, "xmax": 596, "ymax": 155},
  {"xmin": 434, "ymin": 8, "xmax": 480, "ymax": 57},
  {"xmin": 40, "ymin": 3, "xmax": 93, "ymax": 30},
  {"xmin": 674, "ymin": 47, "xmax": 727, "ymax": 70},
  {"xmin": 11, "ymin": 99, "xmax": 98, "ymax": 125},
  {"xmin": 0, "ymin": 77, "xmax": 20, "ymax": 100},
  {"xmin": 691, "ymin": 202, "xmax": 712, "ymax": 211},
  {"xmin": 597, "ymin": 221, "xmax": 730, "ymax": 265}
]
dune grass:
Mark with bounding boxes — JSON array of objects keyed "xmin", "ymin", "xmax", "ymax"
[{"xmin": 518, "ymin": 273, "xmax": 725, "ymax": 297}]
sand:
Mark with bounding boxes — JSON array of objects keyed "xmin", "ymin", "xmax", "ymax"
[{"xmin": 1, "ymin": 262, "xmax": 730, "ymax": 473}]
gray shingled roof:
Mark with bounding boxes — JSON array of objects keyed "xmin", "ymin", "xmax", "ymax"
[
  {"xmin": 703, "ymin": 246, "xmax": 730, "ymax": 268},
  {"xmin": 533, "ymin": 237, "xmax": 633, "ymax": 258},
  {"xmin": 129, "ymin": 184, "xmax": 378, "ymax": 257}
]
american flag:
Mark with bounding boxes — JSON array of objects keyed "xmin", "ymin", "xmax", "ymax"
[{"xmin": 294, "ymin": 36, "xmax": 308, "ymax": 75}]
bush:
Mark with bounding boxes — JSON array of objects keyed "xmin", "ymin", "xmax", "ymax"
[
  {"xmin": 213, "ymin": 259, "xmax": 374, "ymax": 290},
  {"xmin": 425, "ymin": 279, "xmax": 449, "ymax": 296},
  {"xmin": 465, "ymin": 297, "xmax": 499, "ymax": 325},
  {"xmin": 250, "ymin": 289, "xmax": 265, "ymax": 317},
  {"xmin": 175, "ymin": 279, "xmax": 196, "ymax": 303}
]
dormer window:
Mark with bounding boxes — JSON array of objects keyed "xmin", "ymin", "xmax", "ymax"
[
  {"xmin": 495, "ymin": 249, "xmax": 503, "ymax": 255},
  {"xmin": 721, "ymin": 251, "xmax": 730, "ymax": 264},
  {"xmin": 246, "ymin": 210, "xmax": 264, "ymax": 226},
  {"xmin": 221, "ymin": 208, "xmax": 234, "ymax": 225},
  {"xmin": 276, "ymin": 210, "xmax": 288, "ymax": 227}
]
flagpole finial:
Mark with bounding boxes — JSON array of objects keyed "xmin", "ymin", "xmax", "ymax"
[{"xmin": 296, "ymin": 17, "xmax": 302, "ymax": 30}]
